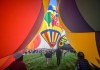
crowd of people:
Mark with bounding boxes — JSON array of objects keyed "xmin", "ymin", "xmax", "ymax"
[{"xmin": 5, "ymin": 48, "xmax": 93, "ymax": 70}]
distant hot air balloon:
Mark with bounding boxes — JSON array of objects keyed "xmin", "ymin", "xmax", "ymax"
[
  {"xmin": 58, "ymin": 35, "xmax": 67, "ymax": 48},
  {"xmin": 41, "ymin": 29, "xmax": 61, "ymax": 48},
  {"xmin": 59, "ymin": 0, "xmax": 100, "ymax": 68},
  {"xmin": 40, "ymin": 3, "xmax": 63, "ymax": 48}
]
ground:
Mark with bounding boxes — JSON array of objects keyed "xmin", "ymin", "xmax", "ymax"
[{"xmin": 23, "ymin": 52, "xmax": 77, "ymax": 70}]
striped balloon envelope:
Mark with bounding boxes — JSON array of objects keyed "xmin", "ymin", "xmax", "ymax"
[
  {"xmin": 58, "ymin": 0, "xmax": 100, "ymax": 68},
  {"xmin": 41, "ymin": 29, "xmax": 61, "ymax": 48}
]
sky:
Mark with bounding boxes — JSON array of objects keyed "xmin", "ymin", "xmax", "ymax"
[
  {"xmin": 49, "ymin": 0, "xmax": 57, "ymax": 6},
  {"xmin": 37, "ymin": 34, "xmax": 51, "ymax": 49}
]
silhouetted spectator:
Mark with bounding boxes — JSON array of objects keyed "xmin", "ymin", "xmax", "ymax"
[
  {"xmin": 9, "ymin": 52, "xmax": 27, "ymax": 70},
  {"xmin": 56, "ymin": 48, "xmax": 62, "ymax": 66},
  {"xmin": 44, "ymin": 50, "xmax": 52, "ymax": 65},
  {"xmin": 40, "ymin": 50, "xmax": 43, "ymax": 56},
  {"xmin": 75, "ymin": 52, "xmax": 90, "ymax": 70}
]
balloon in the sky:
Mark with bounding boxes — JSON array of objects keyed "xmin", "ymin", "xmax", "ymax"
[
  {"xmin": 59, "ymin": 0, "xmax": 100, "ymax": 68},
  {"xmin": 41, "ymin": 29, "xmax": 61, "ymax": 48},
  {"xmin": 58, "ymin": 35, "xmax": 67, "ymax": 48},
  {"xmin": 0, "ymin": 0, "xmax": 50, "ymax": 69},
  {"xmin": 40, "ymin": 4, "xmax": 62, "ymax": 48}
]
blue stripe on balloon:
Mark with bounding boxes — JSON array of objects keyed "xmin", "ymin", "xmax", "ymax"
[
  {"xmin": 41, "ymin": 29, "xmax": 61, "ymax": 42},
  {"xmin": 56, "ymin": 32, "xmax": 61, "ymax": 42},
  {"xmin": 50, "ymin": 30, "xmax": 52, "ymax": 42},
  {"xmin": 41, "ymin": 29, "xmax": 61, "ymax": 35},
  {"xmin": 56, "ymin": 33, "xmax": 58, "ymax": 42}
]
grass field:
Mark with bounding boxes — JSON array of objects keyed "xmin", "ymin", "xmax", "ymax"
[{"xmin": 23, "ymin": 52, "xmax": 78, "ymax": 70}]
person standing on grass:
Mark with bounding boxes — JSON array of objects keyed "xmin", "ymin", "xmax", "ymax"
[
  {"xmin": 8, "ymin": 52, "xmax": 27, "ymax": 70},
  {"xmin": 56, "ymin": 48, "xmax": 62, "ymax": 66},
  {"xmin": 44, "ymin": 50, "xmax": 52, "ymax": 65}
]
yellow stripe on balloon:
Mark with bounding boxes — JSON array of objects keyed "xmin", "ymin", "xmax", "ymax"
[
  {"xmin": 26, "ymin": 40, "xmax": 33, "ymax": 49},
  {"xmin": 67, "ymin": 32, "xmax": 100, "ymax": 67},
  {"xmin": 53, "ymin": 26, "xmax": 62, "ymax": 34},
  {"xmin": 52, "ymin": 12, "xmax": 56, "ymax": 15},
  {"xmin": 52, "ymin": 6, "xmax": 56, "ymax": 10},
  {"xmin": 42, "ymin": 33, "xmax": 49, "ymax": 43},
  {"xmin": 42, "ymin": 0, "xmax": 50, "ymax": 14},
  {"xmin": 55, "ymin": 33, "xmax": 58, "ymax": 42},
  {"xmin": 47, "ymin": 31, "xmax": 50, "ymax": 42},
  {"xmin": 47, "ymin": 10, "xmax": 53, "ymax": 13},
  {"xmin": 54, "ymin": 33, "xmax": 57, "ymax": 42},
  {"xmin": 39, "ymin": 20, "xmax": 48, "ymax": 32}
]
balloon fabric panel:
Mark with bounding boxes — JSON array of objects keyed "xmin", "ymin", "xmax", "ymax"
[
  {"xmin": 26, "ymin": 34, "xmax": 41, "ymax": 50},
  {"xmin": 75, "ymin": 0, "xmax": 100, "ymax": 31},
  {"xmin": 15, "ymin": 4, "xmax": 44, "ymax": 52},
  {"xmin": 0, "ymin": 0, "xmax": 43, "ymax": 58},
  {"xmin": 59, "ymin": 0, "xmax": 94, "ymax": 32},
  {"xmin": 67, "ymin": 32, "xmax": 100, "ymax": 67},
  {"xmin": 0, "ymin": 0, "xmax": 50, "ymax": 69},
  {"xmin": 58, "ymin": 12, "xmax": 71, "ymax": 33}
]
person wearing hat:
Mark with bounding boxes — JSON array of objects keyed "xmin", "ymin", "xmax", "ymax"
[{"xmin": 9, "ymin": 52, "xmax": 27, "ymax": 70}]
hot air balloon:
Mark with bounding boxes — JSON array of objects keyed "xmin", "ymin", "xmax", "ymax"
[
  {"xmin": 41, "ymin": 29, "xmax": 61, "ymax": 48},
  {"xmin": 40, "ymin": 0, "xmax": 63, "ymax": 48},
  {"xmin": 58, "ymin": 0, "xmax": 100, "ymax": 68},
  {"xmin": 0, "ymin": 0, "xmax": 50, "ymax": 69},
  {"xmin": 58, "ymin": 35, "xmax": 67, "ymax": 48}
]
